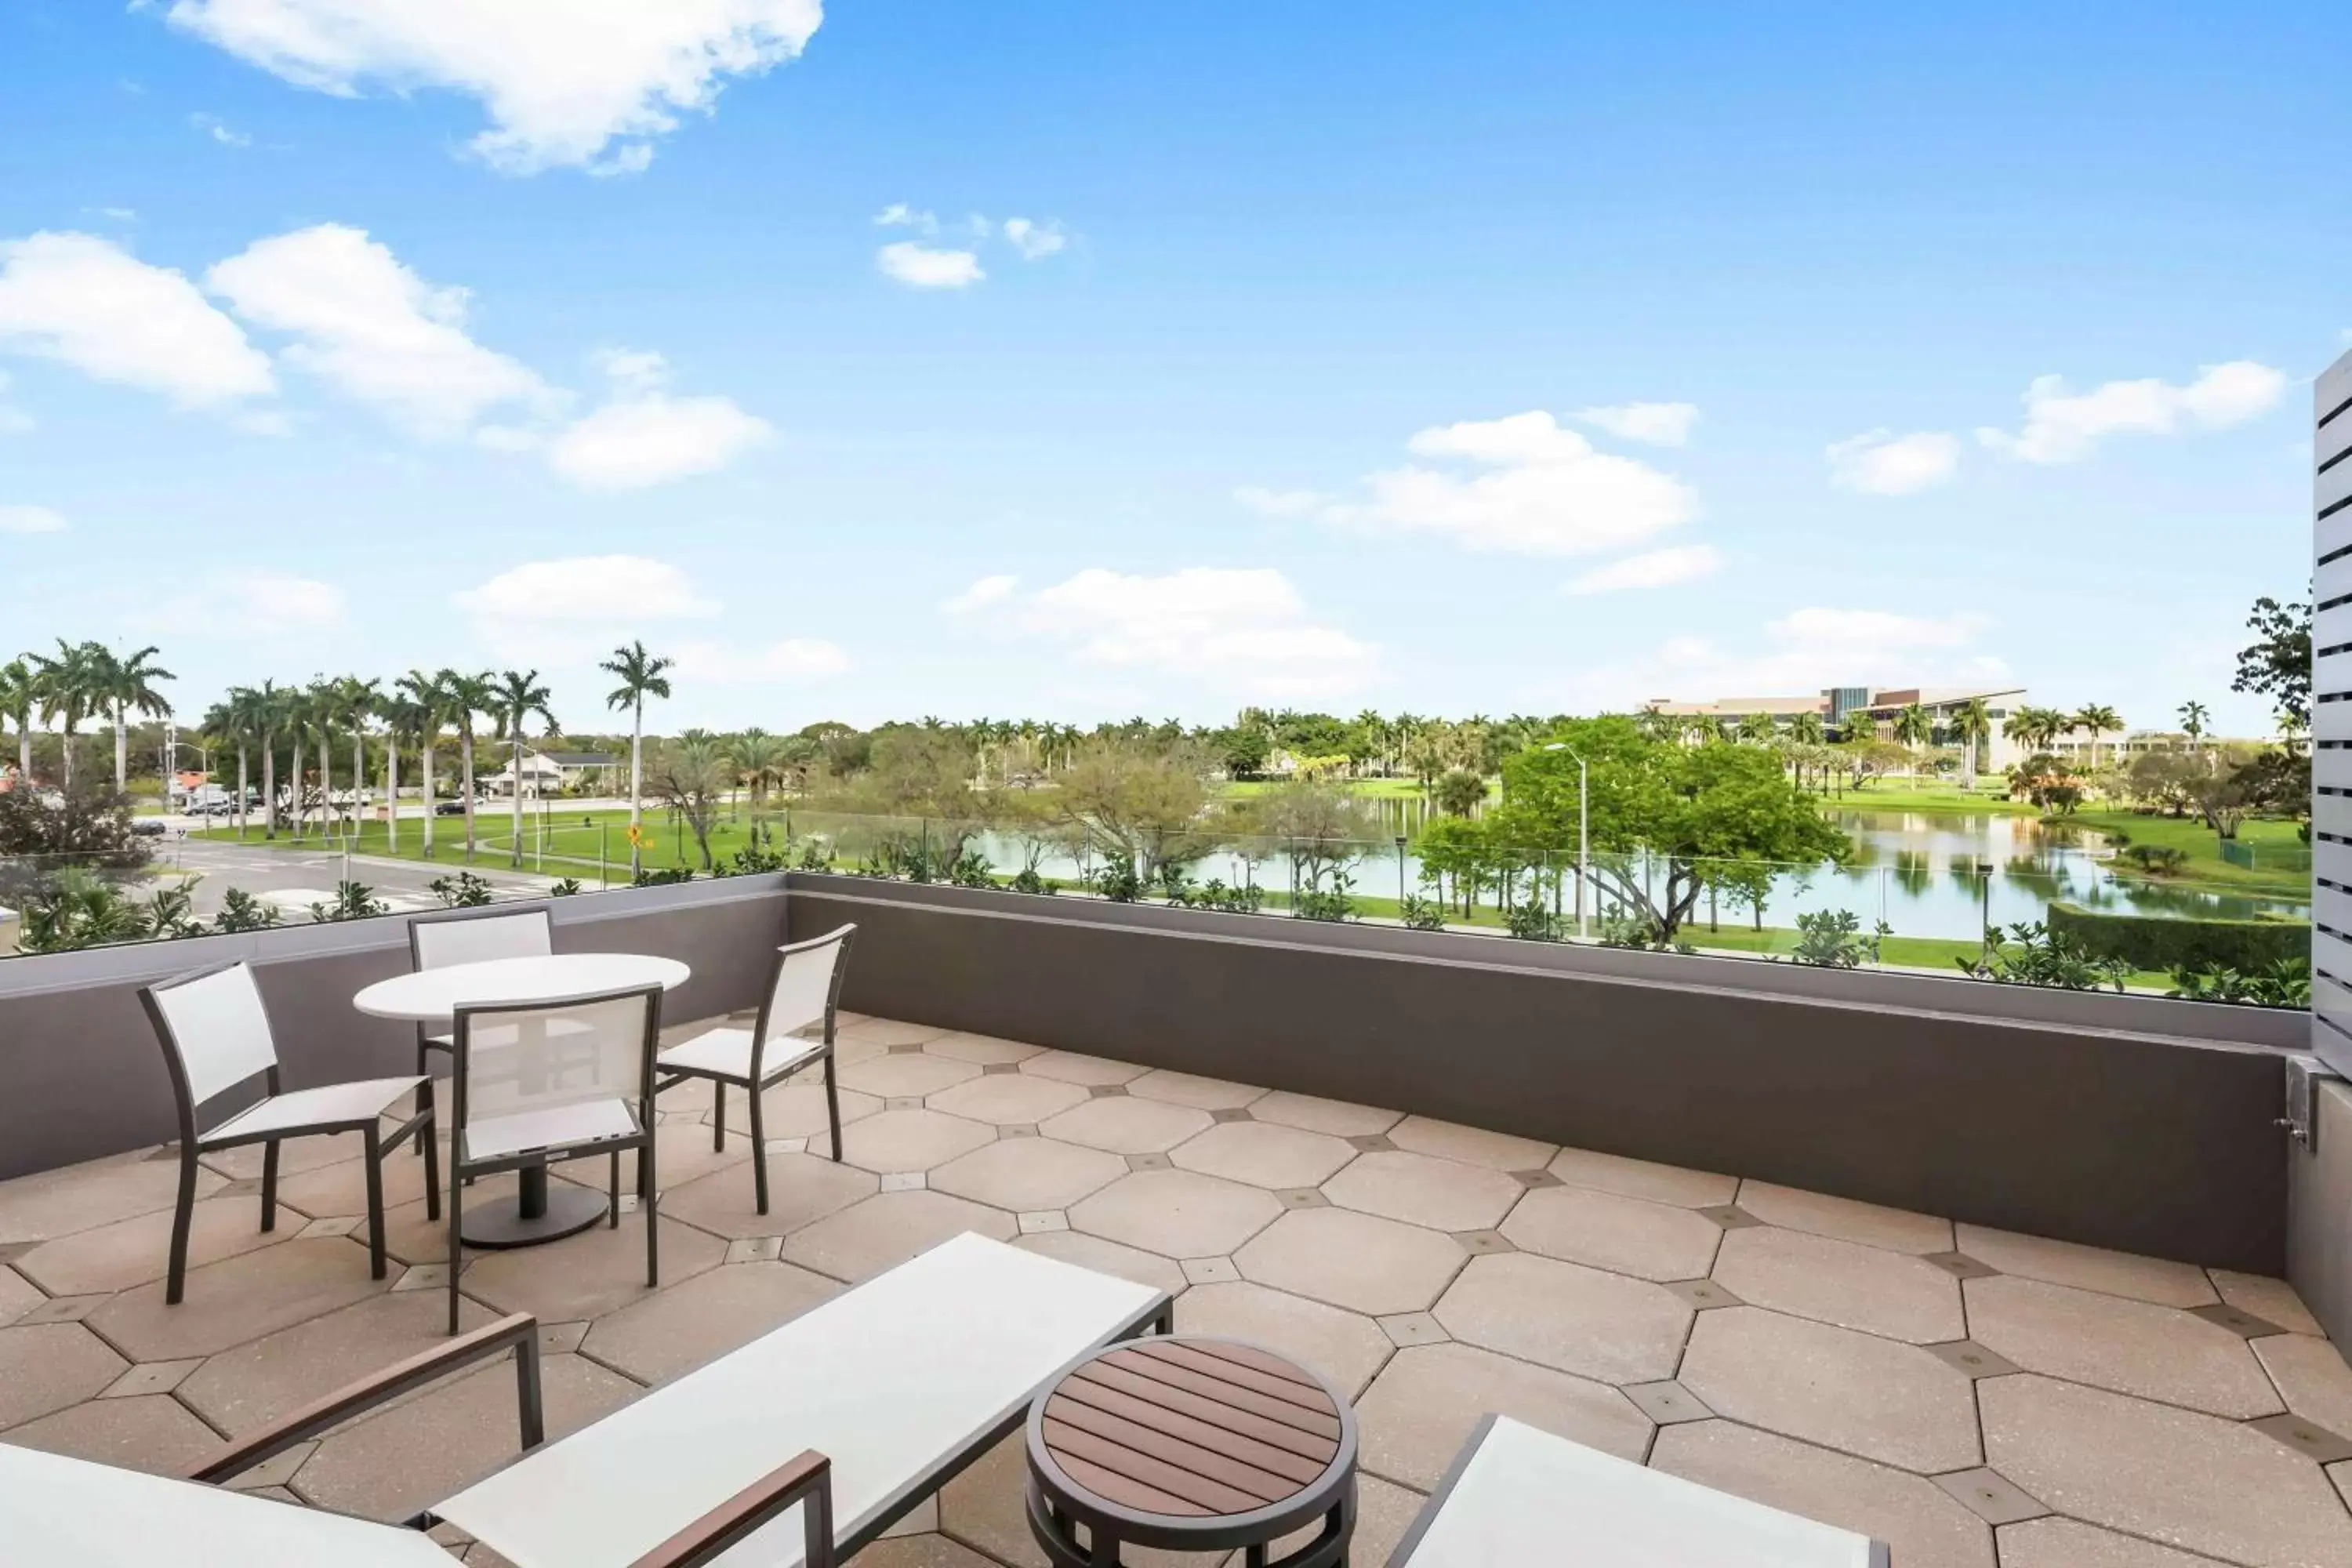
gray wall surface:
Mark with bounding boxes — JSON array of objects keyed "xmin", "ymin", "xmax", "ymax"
[
  {"xmin": 2315, "ymin": 344, "xmax": 2352, "ymax": 1076},
  {"xmin": 0, "ymin": 877, "xmax": 787, "ymax": 1181},
  {"xmin": 789, "ymin": 877, "xmax": 2293, "ymax": 1272},
  {"xmin": 2288, "ymin": 1076, "xmax": 2352, "ymax": 1342}
]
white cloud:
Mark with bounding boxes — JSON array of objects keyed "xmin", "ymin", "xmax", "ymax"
[
  {"xmin": 543, "ymin": 349, "xmax": 769, "ymax": 490},
  {"xmin": 673, "ymin": 637, "xmax": 852, "ymax": 683},
  {"xmin": 1232, "ymin": 486, "xmax": 1332, "ymax": 520},
  {"xmin": 162, "ymin": 0, "xmax": 822, "ymax": 175},
  {"xmin": 1977, "ymin": 360, "xmax": 2285, "ymax": 463},
  {"xmin": 1560, "ymin": 604, "xmax": 2007, "ymax": 714},
  {"xmin": 1274, "ymin": 410, "xmax": 1698, "ymax": 557},
  {"xmin": 0, "ymin": 231, "xmax": 275, "ymax": 408},
  {"xmin": 873, "ymin": 204, "xmax": 938, "ymax": 234},
  {"xmin": 1564, "ymin": 544, "xmax": 1721, "ymax": 596},
  {"xmin": 877, "ymin": 241, "xmax": 983, "ymax": 290},
  {"xmin": 949, "ymin": 567, "xmax": 1376, "ymax": 698},
  {"xmin": 1827, "ymin": 429, "xmax": 1960, "ymax": 495},
  {"xmin": 144, "ymin": 572, "xmax": 347, "ymax": 635},
  {"xmin": 207, "ymin": 223, "xmax": 554, "ymax": 437},
  {"xmin": 942, "ymin": 574, "xmax": 1018, "ymax": 613},
  {"xmin": 0, "ymin": 504, "xmax": 67, "ymax": 535},
  {"xmin": 189, "ymin": 111, "xmax": 252, "ymax": 147},
  {"xmin": 1002, "ymin": 218, "xmax": 1067, "ymax": 260},
  {"xmin": 1574, "ymin": 401, "xmax": 1698, "ymax": 446},
  {"xmin": 455, "ymin": 554, "xmax": 719, "ymax": 625}
]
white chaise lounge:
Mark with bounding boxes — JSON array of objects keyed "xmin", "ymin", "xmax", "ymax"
[{"xmin": 1387, "ymin": 1415, "xmax": 1889, "ymax": 1567}]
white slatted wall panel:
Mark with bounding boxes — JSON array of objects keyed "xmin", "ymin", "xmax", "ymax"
[{"xmin": 2314, "ymin": 347, "xmax": 2352, "ymax": 1073}]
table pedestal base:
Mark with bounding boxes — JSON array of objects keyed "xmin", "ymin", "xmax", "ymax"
[{"xmin": 462, "ymin": 1165, "xmax": 608, "ymax": 1249}]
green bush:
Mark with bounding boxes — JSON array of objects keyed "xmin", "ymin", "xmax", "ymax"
[{"xmin": 2045, "ymin": 901, "xmax": 2307, "ymax": 973}]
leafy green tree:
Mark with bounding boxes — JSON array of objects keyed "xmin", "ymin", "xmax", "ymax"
[
  {"xmin": 1736, "ymin": 712, "xmax": 1777, "ymax": 745},
  {"xmin": 1893, "ymin": 702, "xmax": 1933, "ymax": 753},
  {"xmin": 1786, "ymin": 710, "xmax": 1825, "ymax": 746},
  {"xmin": 439, "ymin": 670, "xmax": 495, "ymax": 861},
  {"xmin": 27, "ymin": 639, "xmax": 100, "ymax": 789},
  {"xmin": 1052, "ymin": 736, "xmax": 1213, "ymax": 883},
  {"xmin": 2070, "ymin": 704, "xmax": 2123, "ymax": 770},
  {"xmin": 90, "ymin": 644, "xmax": 174, "ymax": 794},
  {"xmin": 600, "ymin": 641, "xmax": 673, "ymax": 874},
  {"xmin": 1432, "ymin": 768, "xmax": 1486, "ymax": 816},
  {"xmin": 491, "ymin": 670, "xmax": 559, "ymax": 868},
  {"xmin": 1492, "ymin": 715, "xmax": 1846, "ymax": 942},
  {"xmin": 2232, "ymin": 595, "xmax": 2310, "ymax": 731},
  {"xmin": 1947, "ymin": 698, "xmax": 1993, "ymax": 790},
  {"xmin": 652, "ymin": 734, "xmax": 731, "ymax": 870},
  {"xmin": 397, "ymin": 670, "xmax": 448, "ymax": 855},
  {"xmin": 0, "ymin": 657, "xmax": 33, "ymax": 787},
  {"xmin": 2176, "ymin": 700, "xmax": 2209, "ymax": 750}
]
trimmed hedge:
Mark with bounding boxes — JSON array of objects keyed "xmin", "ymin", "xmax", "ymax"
[{"xmin": 2046, "ymin": 901, "xmax": 2307, "ymax": 973}]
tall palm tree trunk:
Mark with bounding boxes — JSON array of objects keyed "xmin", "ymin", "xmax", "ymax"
[
  {"xmin": 16, "ymin": 724, "xmax": 28, "ymax": 789},
  {"xmin": 461, "ymin": 732, "xmax": 477, "ymax": 862},
  {"xmin": 419, "ymin": 735, "xmax": 436, "ymax": 856},
  {"xmin": 386, "ymin": 738, "xmax": 399, "ymax": 855},
  {"xmin": 510, "ymin": 737, "xmax": 525, "ymax": 869},
  {"xmin": 351, "ymin": 731, "xmax": 365, "ymax": 844},
  {"xmin": 236, "ymin": 745, "xmax": 249, "ymax": 841},
  {"xmin": 629, "ymin": 698, "xmax": 644, "ymax": 877},
  {"xmin": 318, "ymin": 737, "xmax": 331, "ymax": 844},
  {"xmin": 261, "ymin": 731, "xmax": 276, "ymax": 837},
  {"xmin": 113, "ymin": 707, "xmax": 128, "ymax": 793}
]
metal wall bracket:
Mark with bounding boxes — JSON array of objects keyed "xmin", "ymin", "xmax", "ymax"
[{"xmin": 2282, "ymin": 1056, "xmax": 2343, "ymax": 1150}]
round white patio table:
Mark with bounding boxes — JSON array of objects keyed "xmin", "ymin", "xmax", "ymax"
[{"xmin": 354, "ymin": 953, "xmax": 690, "ymax": 1249}]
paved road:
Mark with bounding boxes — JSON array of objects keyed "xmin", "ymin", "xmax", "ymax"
[{"xmin": 143, "ymin": 837, "xmax": 569, "ymax": 920}]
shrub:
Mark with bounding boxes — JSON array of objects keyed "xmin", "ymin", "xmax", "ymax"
[
  {"xmin": 547, "ymin": 878, "xmax": 586, "ymax": 898},
  {"xmin": 428, "ymin": 871, "xmax": 495, "ymax": 908},
  {"xmin": 1788, "ymin": 909, "xmax": 1888, "ymax": 969},
  {"xmin": 2045, "ymin": 902, "xmax": 2307, "ymax": 973},
  {"xmin": 1399, "ymin": 895, "xmax": 1448, "ymax": 931},
  {"xmin": 1292, "ymin": 887, "xmax": 1354, "ymax": 922},
  {"xmin": 947, "ymin": 849, "xmax": 996, "ymax": 889},
  {"xmin": 309, "ymin": 880, "xmax": 390, "ymax": 924},
  {"xmin": 1957, "ymin": 920, "xmax": 2130, "ymax": 991},
  {"xmin": 2115, "ymin": 844, "xmax": 2187, "ymax": 877},
  {"xmin": 1091, "ymin": 861, "xmax": 1145, "ymax": 902},
  {"xmin": 717, "ymin": 844, "xmax": 788, "ymax": 877},
  {"xmin": 1007, "ymin": 867, "xmax": 1054, "ymax": 896},
  {"xmin": 214, "ymin": 887, "xmax": 281, "ymax": 931},
  {"xmin": 2168, "ymin": 959, "xmax": 2310, "ymax": 1008},
  {"xmin": 1504, "ymin": 897, "xmax": 1556, "ymax": 942},
  {"xmin": 631, "ymin": 866, "xmax": 695, "ymax": 887},
  {"xmin": 1190, "ymin": 879, "xmax": 1265, "ymax": 916}
]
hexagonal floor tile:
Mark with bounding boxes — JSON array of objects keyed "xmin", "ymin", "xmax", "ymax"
[
  {"xmin": 1127, "ymin": 1068, "xmax": 1266, "ymax": 1111},
  {"xmin": 1678, "ymin": 1306, "xmax": 1982, "ymax": 1473},
  {"xmin": 0, "ymin": 1392, "xmax": 223, "ymax": 1474},
  {"xmin": 0, "ymin": 1149, "xmax": 221, "ymax": 1246},
  {"xmin": 1168, "ymin": 1120, "xmax": 1356, "ymax": 1190},
  {"xmin": 1497, "ymin": 1184, "xmax": 1722, "ymax": 1283},
  {"xmin": 178, "ymin": 1290, "xmax": 502, "ymax": 1436},
  {"xmin": 928, "ymin": 1138, "xmax": 1127, "ymax": 1213},
  {"xmin": 1174, "ymin": 1280, "xmax": 1396, "ymax": 1398},
  {"xmin": 1953, "ymin": 1223, "xmax": 2216, "ymax": 1308},
  {"xmin": 460, "ymin": 1214, "xmax": 724, "ymax": 1324},
  {"xmin": 659, "ymin": 1152, "xmax": 877, "ymax": 1240},
  {"xmin": 295, "ymin": 1354, "xmax": 641, "ymax": 1523},
  {"xmin": 1020, "ymin": 1050, "xmax": 1149, "ymax": 1087},
  {"xmin": 1386, "ymin": 1116, "xmax": 1556, "ymax": 1173},
  {"xmin": 814, "ymin": 1109, "xmax": 995, "ymax": 1175},
  {"xmin": 86, "ymin": 1236, "xmax": 394, "ymax": 1363},
  {"xmin": 2252, "ymin": 1332, "xmax": 2352, "ymax": 1438},
  {"xmin": 1236, "ymin": 1207, "xmax": 1467, "ymax": 1318},
  {"xmin": 1709, "ymin": 1225, "xmax": 1965, "ymax": 1344},
  {"xmin": 781, "ymin": 1190, "xmax": 1016, "ymax": 1283},
  {"xmin": 11, "ymin": 1192, "xmax": 297, "ymax": 1298},
  {"xmin": 922, "ymin": 1032, "xmax": 1044, "ymax": 1067},
  {"xmin": 1982, "ymin": 1374, "xmax": 2352, "ymax": 1567},
  {"xmin": 1012, "ymin": 1230, "xmax": 1189, "ymax": 1299},
  {"xmin": 719, "ymin": 1081, "xmax": 885, "ymax": 1141},
  {"xmin": 581, "ymin": 1260, "xmax": 842, "ymax": 1383},
  {"xmin": 0, "ymin": 1322, "xmax": 126, "ymax": 1428},
  {"xmin": 1247, "ymin": 1091, "xmax": 1401, "ymax": 1139},
  {"xmin": 1070, "ymin": 1168, "xmax": 1283, "ymax": 1260},
  {"xmin": 1733, "ymin": 1181, "xmax": 1951, "ymax": 1254},
  {"xmin": 1323, "ymin": 1150, "xmax": 1524, "ymax": 1234},
  {"xmin": 1547, "ymin": 1146, "xmax": 1737, "ymax": 1208},
  {"xmin": 201, "ymin": 1129, "xmax": 379, "ymax": 1183},
  {"xmin": 1994, "ymin": 1516, "xmax": 2230, "ymax": 1567},
  {"xmin": 836, "ymin": 1018, "xmax": 952, "ymax": 1050},
  {"xmin": 924, "ymin": 1073, "xmax": 1091, "ymax": 1128},
  {"xmin": 1651, "ymin": 1421, "xmax": 1994, "ymax": 1567},
  {"xmin": 1356, "ymin": 1341, "xmax": 1649, "ymax": 1490},
  {"xmin": 0, "ymin": 1266, "xmax": 42, "ymax": 1330},
  {"xmin": 1966, "ymin": 1276, "xmax": 2282, "ymax": 1418},
  {"xmin": 2211, "ymin": 1270, "xmax": 2325, "ymax": 1338},
  {"xmin": 837, "ymin": 1052, "xmax": 982, "ymax": 1100},
  {"xmin": 1432, "ymin": 1251, "xmax": 1690, "ymax": 1385},
  {"xmin": 1038, "ymin": 1095, "xmax": 1214, "ymax": 1156}
]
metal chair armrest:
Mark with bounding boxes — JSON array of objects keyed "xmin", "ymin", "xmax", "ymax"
[{"xmin": 626, "ymin": 1450, "xmax": 834, "ymax": 1568}]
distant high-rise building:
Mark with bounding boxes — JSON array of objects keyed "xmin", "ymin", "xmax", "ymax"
[{"xmin": 2313, "ymin": 345, "xmax": 2351, "ymax": 1073}]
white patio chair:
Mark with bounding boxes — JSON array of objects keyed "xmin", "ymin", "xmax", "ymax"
[
  {"xmin": 655, "ymin": 924, "xmax": 855, "ymax": 1213},
  {"xmin": 444, "ymin": 982, "xmax": 662, "ymax": 1333},
  {"xmin": 405, "ymin": 905, "xmax": 554, "ymax": 1153},
  {"xmin": 140, "ymin": 961, "xmax": 435, "ymax": 1305},
  {"xmin": 431, "ymin": 1232, "xmax": 1171, "ymax": 1568},
  {"xmin": 1387, "ymin": 1414, "xmax": 1889, "ymax": 1566}
]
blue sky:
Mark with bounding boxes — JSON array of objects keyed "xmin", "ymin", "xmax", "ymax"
[{"xmin": 0, "ymin": 2, "xmax": 2343, "ymax": 736}]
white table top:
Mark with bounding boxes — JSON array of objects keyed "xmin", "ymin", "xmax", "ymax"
[
  {"xmin": 354, "ymin": 953, "xmax": 691, "ymax": 1022},
  {"xmin": 1396, "ymin": 1415, "xmax": 1883, "ymax": 1567}
]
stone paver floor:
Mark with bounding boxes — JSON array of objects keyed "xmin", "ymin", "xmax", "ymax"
[{"xmin": 2, "ymin": 1011, "xmax": 2349, "ymax": 1567}]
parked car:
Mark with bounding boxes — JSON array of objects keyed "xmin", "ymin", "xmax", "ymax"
[
  {"xmin": 434, "ymin": 800, "xmax": 470, "ymax": 816},
  {"xmin": 130, "ymin": 819, "xmax": 166, "ymax": 837}
]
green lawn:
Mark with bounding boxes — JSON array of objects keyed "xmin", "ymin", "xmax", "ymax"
[{"xmin": 1219, "ymin": 777, "xmax": 1432, "ymax": 800}]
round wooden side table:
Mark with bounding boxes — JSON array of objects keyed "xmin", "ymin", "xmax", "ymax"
[{"xmin": 1025, "ymin": 1334, "xmax": 1358, "ymax": 1567}]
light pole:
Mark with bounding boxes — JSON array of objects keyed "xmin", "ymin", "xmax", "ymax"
[{"xmin": 1543, "ymin": 743, "xmax": 1590, "ymax": 938}]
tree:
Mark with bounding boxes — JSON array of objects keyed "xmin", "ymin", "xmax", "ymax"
[
  {"xmin": 1433, "ymin": 768, "xmax": 1486, "ymax": 817},
  {"xmin": 251, "ymin": 680, "xmax": 286, "ymax": 837},
  {"xmin": 2232, "ymin": 595, "xmax": 2310, "ymax": 732},
  {"xmin": 2071, "ymin": 704, "xmax": 2123, "ymax": 770},
  {"xmin": 282, "ymin": 685, "xmax": 316, "ymax": 839},
  {"xmin": 1947, "ymin": 698, "xmax": 1993, "ymax": 791},
  {"xmin": 440, "ymin": 670, "xmax": 494, "ymax": 861},
  {"xmin": 1490, "ymin": 715, "xmax": 1846, "ymax": 942},
  {"xmin": 599, "ymin": 641, "xmax": 673, "ymax": 876},
  {"xmin": 2122, "ymin": 750, "xmax": 2202, "ymax": 817},
  {"xmin": 1051, "ymin": 737, "xmax": 1214, "ymax": 882},
  {"xmin": 491, "ymin": 670, "xmax": 558, "ymax": 868},
  {"xmin": 1736, "ymin": 712, "xmax": 1777, "ymax": 746},
  {"xmin": 732, "ymin": 728, "xmax": 787, "ymax": 815},
  {"xmin": 651, "ymin": 734, "xmax": 729, "ymax": 871},
  {"xmin": 0, "ymin": 657, "xmax": 33, "ymax": 787},
  {"xmin": 397, "ymin": 670, "xmax": 447, "ymax": 856},
  {"xmin": 2003, "ymin": 706, "xmax": 2058, "ymax": 757},
  {"xmin": 1893, "ymin": 702, "xmax": 1934, "ymax": 756},
  {"xmin": 200, "ymin": 695, "xmax": 245, "ymax": 838},
  {"xmin": 1246, "ymin": 777, "xmax": 1379, "ymax": 897},
  {"xmin": 90, "ymin": 644, "xmax": 174, "ymax": 794},
  {"xmin": 2177, "ymin": 700, "xmax": 2209, "ymax": 751},
  {"xmin": 1210, "ymin": 723, "xmax": 1273, "ymax": 782},
  {"xmin": 1838, "ymin": 707, "xmax": 1876, "ymax": 743},
  {"xmin": 27, "ymin": 639, "xmax": 99, "ymax": 789},
  {"xmin": 378, "ymin": 691, "xmax": 430, "ymax": 855},
  {"xmin": 1787, "ymin": 711, "xmax": 1825, "ymax": 746},
  {"xmin": 328, "ymin": 676, "xmax": 380, "ymax": 839}
]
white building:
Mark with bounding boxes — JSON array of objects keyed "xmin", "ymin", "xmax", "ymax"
[
  {"xmin": 1646, "ymin": 684, "xmax": 2032, "ymax": 769},
  {"xmin": 484, "ymin": 749, "xmax": 619, "ymax": 799}
]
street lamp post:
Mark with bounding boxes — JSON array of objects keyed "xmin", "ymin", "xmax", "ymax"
[{"xmin": 1543, "ymin": 743, "xmax": 1591, "ymax": 938}]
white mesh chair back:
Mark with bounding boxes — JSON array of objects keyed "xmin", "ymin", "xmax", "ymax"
[
  {"xmin": 455, "ymin": 989, "xmax": 655, "ymax": 1156},
  {"xmin": 761, "ymin": 926, "xmax": 853, "ymax": 1047},
  {"xmin": 147, "ymin": 963, "xmax": 278, "ymax": 1109},
  {"xmin": 412, "ymin": 907, "xmax": 553, "ymax": 971}
]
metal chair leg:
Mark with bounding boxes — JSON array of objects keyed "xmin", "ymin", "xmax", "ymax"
[
  {"xmin": 363, "ymin": 1125, "xmax": 386, "ymax": 1279},
  {"xmin": 446, "ymin": 1158, "xmax": 464, "ymax": 1336},
  {"xmin": 165, "ymin": 1145, "xmax": 198, "ymax": 1307},
  {"xmin": 823, "ymin": 1053, "xmax": 842, "ymax": 1163},
  {"xmin": 260, "ymin": 1138, "xmax": 280, "ymax": 1232},
  {"xmin": 422, "ymin": 1112, "xmax": 441, "ymax": 1223},
  {"xmin": 644, "ymin": 1159, "xmax": 659, "ymax": 1287},
  {"xmin": 713, "ymin": 1083, "xmax": 726, "ymax": 1152},
  {"xmin": 413, "ymin": 1042, "xmax": 432, "ymax": 1157},
  {"xmin": 750, "ymin": 1080, "xmax": 769, "ymax": 1215},
  {"xmin": 608, "ymin": 1151, "xmax": 621, "ymax": 1229}
]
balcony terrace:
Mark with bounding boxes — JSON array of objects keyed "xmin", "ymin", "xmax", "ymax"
[{"xmin": 1, "ymin": 874, "xmax": 2349, "ymax": 1566}]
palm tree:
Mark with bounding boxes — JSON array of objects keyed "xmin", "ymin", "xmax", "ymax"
[
  {"xmin": 283, "ymin": 685, "xmax": 321, "ymax": 839},
  {"xmin": 90, "ymin": 644, "xmax": 174, "ymax": 795},
  {"xmin": 397, "ymin": 670, "xmax": 448, "ymax": 857},
  {"xmin": 1736, "ymin": 712, "xmax": 1777, "ymax": 745},
  {"xmin": 27, "ymin": 639, "xmax": 100, "ymax": 790},
  {"xmin": 1893, "ymin": 702, "xmax": 1934, "ymax": 756},
  {"xmin": 220, "ymin": 686, "xmax": 269, "ymax": 840},
  {"xmin": 378, "ymin": 691, "xmax": 430, "ymax": 856},
  {"xmin": 251, "ymin": 681, "xmax": 286, "ymax": 837},
  {"xmin": 732, "ymin": 728, "xmax": 786, "ymax": 814},
  {"xmin": 331, "ymin": 677, "xmax": 381, "ymax": 841},
  {"xmin": 2178, "ymin": 700, "xmax": 2209, "ymax": 751},
  {"xmin": 2071, "ymin": 704, "xmax": 2123, "ymax": 769},
  {"xmin": 491, "ymin": 669, "xmax": 558, "ymax": 869},
  {"xmin": 439, "ymin": 670, "xmax": 494, "ymax": 862},
  {"xmin": 1788, "ymin": 710, "xmax": 1825, "ymax": 746},
  {"xmin": 1947, "ymin": 698, "xmax": 1993, "ymax": 791},
  {"xmin": 0, "ymin": 656, "xmax": 34, "ymax": 788},
  {"xmin": 599, "ymin": 641, "xmax": 673, "ymax": 876}
]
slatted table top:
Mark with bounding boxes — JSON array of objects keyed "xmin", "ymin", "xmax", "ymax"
[{"xmin": 1031, "ymin": 1336, "xmax": 1352, "ymax": 1524}]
